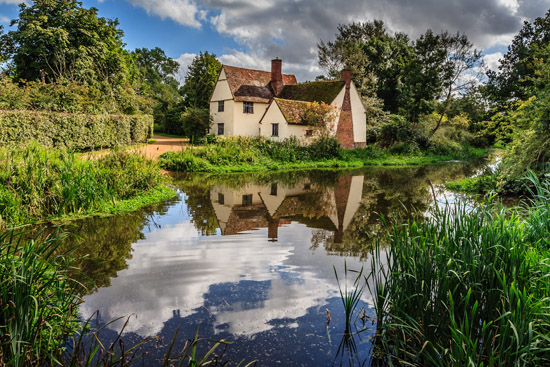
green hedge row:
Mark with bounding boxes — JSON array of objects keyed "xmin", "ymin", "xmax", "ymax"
[{"xmin": 0, "ymin": 110, "xmax": 153, "ymax": 150}]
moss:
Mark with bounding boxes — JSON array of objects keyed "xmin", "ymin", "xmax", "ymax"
[{"xmin": 278, "ymin": 81, "xmax": 345, "ymax": 104}]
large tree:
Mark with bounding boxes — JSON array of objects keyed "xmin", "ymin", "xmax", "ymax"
[
  {"xmin": 319, "ymin": 22, "xmax": 480, "ymax": 126},
  {"xmin": 318, "ymin": 20, "xmax": 413, "ymax": 104},
  {"xmin": 180, "ymin": 51, "xmax": 222, "ymax": 109},
  {"xmin": 133, "ymin": 47, "xmax": 181, "ymax": 126},
  {"xmin": 486, "ymin": 9, "xmax": 550, "ymax": 105},
  {"xmin": 0, "ymin": 0, "xmax": 133, "ymax": 85}
]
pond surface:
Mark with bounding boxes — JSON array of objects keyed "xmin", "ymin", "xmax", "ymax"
[{"xmin": 59, "ymin": 159, "xmax": 492, "ymax": 366}]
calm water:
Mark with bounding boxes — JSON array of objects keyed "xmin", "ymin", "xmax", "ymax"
[{"xmin": 58, "ymin": 160, "xmax": 491, "ymax": 366}]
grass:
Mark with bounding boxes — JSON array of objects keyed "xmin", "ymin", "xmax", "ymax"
[
  {"xmin": 366, "ymin": 176, "xmax": 550, "ymax": 366},
  {"xmin": 154, "ymin": 132, "xmax": 189, "ymax": 139},
  {"xmin": 444, "ymin": 175, "xmax": 498, "ymax": 194},
  {"xmin": 0, "ymin": 143, "xmax": 175, "ymax": 229},
  {"xmin": 159, "ymin": 136, "xmax": 488, "ymax": 173}
]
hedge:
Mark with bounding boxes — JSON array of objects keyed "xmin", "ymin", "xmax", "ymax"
[{"xmin": 0, "ymin": 110, "xmax": 153, "ymax": 150}]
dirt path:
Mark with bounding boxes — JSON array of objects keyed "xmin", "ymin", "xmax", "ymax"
[
  {"xmin": 134, "ymin": 135, "xmax": 189, "ymax": 159},
  {"xmin": 81, "ymin": 135, "xmax": 190, "ymax": 160}
]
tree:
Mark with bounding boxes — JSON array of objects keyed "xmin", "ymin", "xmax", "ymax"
[
  {"xmin": 180, "ymin": 51, "xmax": 221, "ymax": 109},
  {"xmin": 0, "ymin": 0, "xmax": 133, "ymax": 86},
  {"xmin": 428, "ymin": 32, "xmax": 481, "ymax": 136},
  {"xmin": 486, "ymin": 9, "xmax": 550, "ymax": 105},
  {"xmin": 318, "ymin": 20, "xmax": 414, "ymax": 103},
  {"xmin": 133, "ymin": 47, "xmax": 181, "ymax": 128}
]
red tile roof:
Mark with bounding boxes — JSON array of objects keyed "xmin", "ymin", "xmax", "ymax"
[{"xmin": 223, "ymin": 65, "xmax": 297, "ymax": 103}]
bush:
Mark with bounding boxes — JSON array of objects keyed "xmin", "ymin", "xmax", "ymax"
[
  {"xmin": 0, "ymin": 110, "xmax": 153, "ymax": 150},
  {"xmin": 0, "ymin": 77, "xmax": 155, "ymax": 115},
  {"xmin": 378, "ymin": 115, "xmax": 429, "ymax": 153}
]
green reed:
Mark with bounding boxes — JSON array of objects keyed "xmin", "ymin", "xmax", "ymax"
[
  {"xmin": 367, "ymin": 181, "xmax": 550, "ymax": 366},
  {"xmin": 0, "ymin": 143, "xmax": 165, "ymax": 229},
  {"xmin": 0, "ymin": 229, "xmax": 81, "ymax": 367}
]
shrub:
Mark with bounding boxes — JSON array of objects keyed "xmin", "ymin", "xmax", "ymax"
[
  {"xmin": 0, "ymin": 77, "xmax": 155, "ymax": 115},
  {"xmin": 0, "ymin": 110, "xmax": 153, "ymax": 150}
]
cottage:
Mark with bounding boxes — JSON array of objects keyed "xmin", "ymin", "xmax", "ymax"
[{"xmin": 209, "ymin": 59, "xmax": 367, "ymax": 149}]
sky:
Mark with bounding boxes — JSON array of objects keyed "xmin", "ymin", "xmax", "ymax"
[{"xmin": 1, "ymin": 0, "xmax": 549, "ymax": 83}]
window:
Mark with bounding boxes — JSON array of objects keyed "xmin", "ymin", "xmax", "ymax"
[
  {"xmin": 304, "ymin": 183, "xmax": 311, "ymax": 190},
  {"xmin": 243, "ymin": 102, "xmax": 254, "ymax": 114},
  {"xmin": 218, "ymin": 193, "xmax": 224, "ymax": 205},
  {"xmin": 271, "ymin": 123, "xmax": 279, "ymax": 137},
  {"xmin": 217, "ymin": 123, "xmax": 224, "ymax": 136},
  {"xmin": 218, "ymin": 101, "xmax": 224, "ymax": 112},
  {"xmin": 242, "ymin": 194, "xmax": 253, "ymax": 206},
  {"xmin": 270, "ymin": 183, "xmax": 278, "ymax": 196},
  {"xmin": 305, "ymin": 129, "xmax": 313, "ymax": 137}
]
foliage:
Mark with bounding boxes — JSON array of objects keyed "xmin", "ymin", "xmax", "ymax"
[
  {"xmin": 486, "ymin": 9, "xmax": 550, "ymax": 105},
  {"xmin": 179, "ymin": 51, "xmax": 222, "ymax": 109},
  {"xmin": 0, "ymin": 0, "xmax": 134, "ymax": 86},
  {"xmin": 368, "ymin": 188, "xmax": 550, "ymax": 366},
  {"xmin": 444, "ymin": 175, "xmax": 497, "ymax": 194},
  {"xmin": 0, "ymin": 144, "xmax": 167, "ymax": 228},
  {"xmin": 133, "ymin": 47, "xmax": 181, "ymax": 129},
  {"xmin": 318, "ymin": 20, "xmax": 410, "ymax": 101},
  {"xmin": 318, "ymin": 21, "xmax": 480, "ymax": 125},
  {"xmin": 163, "ymin": 106, "xmax": 212, "ymax": 142},
  {"xmin": 159, "ymin": 136, "xmax": 487, "ymax": 173},
  {"xmin": 496, "ymin": 44, "xmax": 550, "ymax": 193},
  {"xmin": 0, "ymin": 76, "xmax": 155, "ymax": 115},
  {"xmin": 0, "ymin": 229, "xmax": 81, "ymax": 367},
  {"xmin": 0, "ymin": 109, "xmax": 153, "ymax": 150}
]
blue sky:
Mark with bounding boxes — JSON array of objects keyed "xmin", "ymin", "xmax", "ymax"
[{"xmin": 1, "ymin": 0, "xmax": 547, "ymax": 82}]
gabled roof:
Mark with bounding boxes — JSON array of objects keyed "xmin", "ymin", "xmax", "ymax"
[
  {"xmin": 274, "ymin": 98, "xmax": 339, "ymax": 125},
  {"xmin": 223, "ymin": 65, "xmax": 297, "ymax": 103},
  {"xmin": 278, "ymin": 81, "xmax": 345, "ymax": 104}
]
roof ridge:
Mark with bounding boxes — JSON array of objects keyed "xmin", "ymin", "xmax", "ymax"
[{"xmin": 223, "ymin": 64, "xmax": 296, "ymax": 77}]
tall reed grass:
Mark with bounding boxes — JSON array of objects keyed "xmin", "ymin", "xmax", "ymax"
[
  {"xmin": 367, "ymin": 179, "xmax": 550, "ymax": 366},
  {"xmin": 0, "ymin": 143, "xmax": 166, "ymax": 229},
  {"xmin": 0, "ymin": 229, "xmax": 81, "ymax": 366}
]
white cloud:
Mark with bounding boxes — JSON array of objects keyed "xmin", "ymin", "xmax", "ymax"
[
  {"xmin": 0, "ymin": 0, "xmax": 25, "ymax": 3},
  {"xmin": 483, "ymin": 52, "xmax": 504, "ymax": 73},
  {"xmin": 133, "ymin": 0, "xmax": 546, "ymax": 81},
  {"xmin": 126, "ymin": 0, "xmax": 203, "ymax": 28},
  {"xmin": 0, "ymin": 15, "xmax": 10, "ymax": 24},
  {"xmin": 175, "ymin": 52, "xmax": 197, "ymax": 83}
]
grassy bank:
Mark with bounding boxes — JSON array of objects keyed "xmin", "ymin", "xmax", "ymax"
[
  {"xmin": 159, "ymin": 136, "xmax": 488, "ymax": 173},
  {"xmin": 367, "ymin": 177, "xmax": 550, "ymax": 366},
  {"xmin": 0, "ymin": 144, "xmax": 175, "ymax": 229}
]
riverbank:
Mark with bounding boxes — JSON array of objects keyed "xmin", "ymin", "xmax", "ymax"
[
  {"xmin": 0, "ymin": 144, "xmax": 175, "ymax": 229},
  {"xmin": 159, "ymin": 136, "xmax": 488, "ymax": 173}
]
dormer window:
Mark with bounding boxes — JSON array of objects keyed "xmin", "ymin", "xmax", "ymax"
[
  {"xmin": 218, "ymin": 101, "xmax": 224, "ymax": 112},
  {"xmin": 243, "ymin": 102, "xmax": 254, "ymax": 114}
]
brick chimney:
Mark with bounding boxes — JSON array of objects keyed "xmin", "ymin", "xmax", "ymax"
[
  {"xmin": 336, "ymin": 69, "xmax": 354, "ymax": 149},
  {"xmin": 268, "ymin": 218, "xmax": 279, "ymax": 241},
  {"xmin": 271, "ymin": 58, "xmax": 284, "ymax": 96},
  {"xmin": 341, "ymin": 69, "xmax": 351, "ymax": 88}
]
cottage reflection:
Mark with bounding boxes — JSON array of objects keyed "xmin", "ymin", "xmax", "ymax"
[{"xmin": 210, "ymin": 174, "xmax": 364, "ymax": 243}]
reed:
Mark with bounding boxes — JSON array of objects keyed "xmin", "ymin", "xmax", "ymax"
[
  {"xmin": 0, "ymin": 228, "xmax": 81, "ymax": 366},
  {"xmin": 0, "ymin": 143, "xmax": 168, "ymax": 229},
  {"xmin": 367, "ymin": 182, "xmax": 550, "ymax": 366}
]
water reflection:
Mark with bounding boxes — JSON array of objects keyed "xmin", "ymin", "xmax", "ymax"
[{"xmin": 67, "ymin": 160, "xmax": 490, "ymax": 366}]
